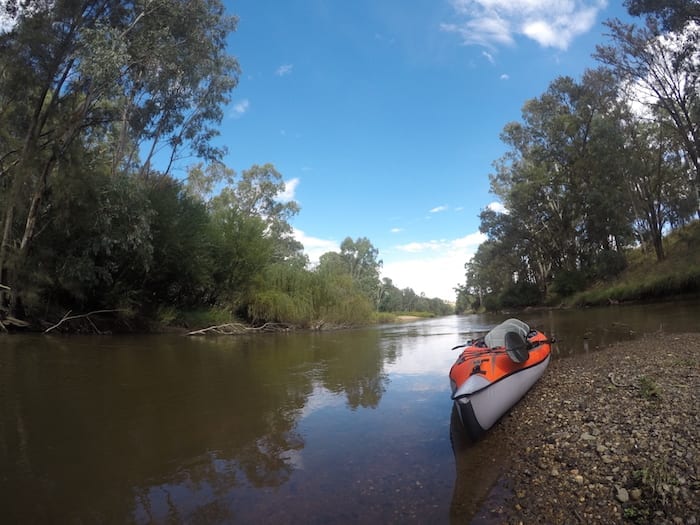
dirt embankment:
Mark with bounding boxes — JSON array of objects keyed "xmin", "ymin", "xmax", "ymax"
[{"xmin": 478, "ymin": 333, "xmax": 700, "ymax": 525}]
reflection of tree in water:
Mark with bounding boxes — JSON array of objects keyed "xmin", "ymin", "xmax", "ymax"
[
  {"xmin": 238, "ymin": 411, "xmax": 305, "ymax": 487},
  {"xmin": 344, "ymin": 374, "xmax": 388, "ymax": 410},
  {"xmin": 132, "ymin": 422, "xmax": 305, "ymax": 523},
  {"xmin": 0, "ymin": 336, "xmax": 311, "ymax": 524},
  {"xmin": 0, "ymin": 330, "xmax": 394, "ymax": 523},
  {"xmin": 313, "ymin": 329, "xmax": 390, "ymax": 410}
]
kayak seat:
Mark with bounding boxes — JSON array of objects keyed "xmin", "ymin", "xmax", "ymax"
[{"xmin": 504, "ymin": 330, "xmax": 530, "ymax": 363}]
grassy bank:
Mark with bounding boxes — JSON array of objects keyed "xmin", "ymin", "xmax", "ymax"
[{"xmin": 570, "ymin": 222, "xmax": 700, "ymax": 307}]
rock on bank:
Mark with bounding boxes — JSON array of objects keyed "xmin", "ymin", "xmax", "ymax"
[{"xmin": 480, "ymin": 333, "xmax": 700, "ymax": 524}]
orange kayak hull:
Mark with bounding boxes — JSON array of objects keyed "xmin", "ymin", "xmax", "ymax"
[{"xmin": 449, "ymin": 329, "xmax": 552, "ymax": 440}]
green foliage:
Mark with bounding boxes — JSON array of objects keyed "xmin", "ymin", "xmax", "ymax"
[
  {"xmin": 638, "ymin": 375, "xmax": 662, "ymax": 400},
  {"xmin": 177, "ymin": 307, "xmax": 236, "ymax": 329},
  {"xmin": 464, "ymin": 58, "xmax": 697, "ymax": 310},
  {"xmin": 625, "ymin": 0, "xmax": 700, "ymax": 31},
  {"xmin": 209, "ymin": 204, "xmax": 275, "ymax": 306},
  {"xmin": 139, "ymin": 176, "xmax": 216, "ymax": 309},
  {"xmin": 454, "ymin": 284, "xmax": 477, "ymax": 314},
  {"xmin": 312, "ymin": 271, "xmax": 375, "ymax": 325},
  {"xmin": 633, "ymin": 459, "xmax": 676, "ymax": 507},
  {"xmin": 23, "ymin": 164, "xmax": 153, "ymax": 314},
  {"xmin": 551, "ymin": 270, "xmax": 588, "ymax": 298},
  {"xmin": 377, "ymin": 277, "xmax": 453, "ymax": 316},
  {"xmin": 339, "ymin": 236, "xmax": 382, "ymax": 303},
  {"xmin": 570, "ymin": 223, "xmax": 700, "ymax": 306},
  {"xmin": 373, "ymin": 312, "xmax": 397, "ymax": 324},
  {"xmin": 498, "ymin": 281, "xmax": 541, "ymax": 308},
  {"xmin": 592, "ymin": 249, "xmax": 628, "ymax": 281},
  {"xmin": 0, "ymin": 0, "xmax": 239, "ymax": 320},
  {"xmin": 0, "ymin": 1, "xmax": 452, "ymax": 331},
  {"xmin": 247, "ymin": 263, "xmax": 315, "ymax": 325}
]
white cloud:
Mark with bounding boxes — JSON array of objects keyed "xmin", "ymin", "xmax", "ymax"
[
  {"xmin": 230, "ymin": 99, "xmax": 249, "ymax": 118},
  {"xmin": 0, "ymin": 15, "xmax": 13, "ymax": 34},
  {"xmin": 500, "ymin": 73, "xmax": 510, "ymax": 80},
  {"xmin": 482, "ymin": 50, "xmax": 495, "ymax": 63},
  {"xmin": 1, "ymin": 1, "xmax": 54, "ymax": 33},
  {"xmin": 383, "ymin": 231, "xmax": 487, "ymax": 300},
  {"xmin": 396, "ymin": 240, "xmax": 445, "ymax": 253},
  {"xmin": 279, "ymin": 178, "xmax": 300, "ymax": 203},
  {"xmin": 442, "ymin": 0, "xmax": 607, "ymax": 51},
  {"xmin": 293, "ymin": 228, "xmax": 338, "ymax": 264},
  {"xmin": 430, "ymin": 205, "xmax": 448, "ymax": 213},
  {"xmin": 623, "ymin": 23, "xmax": 700, "ymax": 119},
  {"xmin": 487, "ymin": 201, "xmax": 508, "ymax": 213},
  {"xmin": 292, "ymin": 226, "xmax": 488, "ymax": 300},
  {"xmin": 390, "ymin": 227, "xmax": 403, "ymax": 233},
  {"xmin": 441, "ymin": 16, "xmax": 514, "ymax": 49},
  {"xmin": 276, "ymin": 64, "xmax": 294, "ymax": 76}
]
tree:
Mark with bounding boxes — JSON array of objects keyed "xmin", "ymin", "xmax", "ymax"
[
  {"xmin": 377, "ymin": 277, "xmax": 402, "ymax": 312},
  {"xmin": 209, "ymin": 204, "xmax": 275, "ymax": 308},
  {"xmin": 22, "ymin": 153, "xmax": 154, "ymax": 315},
  {"xmin": 142, "ymin": 175, "xmax": 216, "ymax": 308},
  {"xmin": 622, "ymin": 115, "xmax": 693, "ymax": 260},
  {"xmin": 595, "ymin": 17, "xmax": 700, "ymax": 220},
  {"xmin": 0, "ymin": 0, "xmax": 238, "ymax": 315},
  {"xmin": 625, "ymin": 0, "xmax": 700, "ymax": 31},
  {"xmin": 473, "ymin": 70, "xmax": 634, "ymax": 308},
  {"xmin": 454, "ymin": 284, "xmax": 477, "ymax": 314},
  {"xmin": 339, "ymin": 237, "xmax": 382, "ymax": 304},
  {"xmin": 209, "ymin": 163, "xmax": 304, "ymax": 263}
]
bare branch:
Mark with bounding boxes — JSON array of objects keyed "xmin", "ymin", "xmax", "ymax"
[
  {"xmin": 44, "ymin": 309, "xmax": 127, "ymax": 333},
  {"xmin": 187, "ymin": 322, "xmax": 292, "ymax": 336}
]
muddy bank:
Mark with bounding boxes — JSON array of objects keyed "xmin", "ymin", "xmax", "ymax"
[{"xmin": 475, "ymin": 333, "xmax": 699, "ymax": 524}]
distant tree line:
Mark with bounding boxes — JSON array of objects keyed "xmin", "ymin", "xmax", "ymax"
[
  {"xmin": 0, "ymin": 0, "xmax": 451, "ymax": 330},
  {"xmin": 457, "ymin": 0, "xmax": 700, "ymax": 312}
]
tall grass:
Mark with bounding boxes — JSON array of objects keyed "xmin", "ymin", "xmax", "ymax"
[
  {"xmin": 571, "ymin": 222, "xmax": 700, "ymax": 306},
  {"xmin": 246, "ymin": 263, "xmax": 376, "ymax": 327}
]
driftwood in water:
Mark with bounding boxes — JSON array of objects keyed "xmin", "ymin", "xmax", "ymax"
[
  {"xmin": 187, "ymin": 322, "xmax": 292, "ymax": 336},
  {"xmin": 44, "ymin": 309, "xmax": 126, "ymax": 334}
]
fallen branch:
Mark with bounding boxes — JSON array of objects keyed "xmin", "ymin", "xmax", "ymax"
[
  {"xmin": 44, "ymin": 309, "xmax": 126, "ymax": 334},
  {"xmin": 187, "ymin": 322, "xmax": 292, "ymax": 336},
  {"xmin": 607, "ymin": 372, "xmax": 637, "ymax": 389}
]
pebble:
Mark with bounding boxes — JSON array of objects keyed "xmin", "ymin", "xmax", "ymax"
[
  {"xmin": 616, "ymin": 487, "xmax": 629, "ymax": 503},
  {"xmin": 491, "ymin": 333, "xmax": 700, "ymax": 524}
]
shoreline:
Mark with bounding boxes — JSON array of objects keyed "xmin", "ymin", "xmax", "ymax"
[{"xmin": 471, "ymin": 333, "xmax": 699, "ymax": 524}]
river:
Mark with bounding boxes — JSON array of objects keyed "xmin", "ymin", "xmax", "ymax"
[{"xmin": 1, "ymin": 300, "xmax": 698, "ymax": 524}]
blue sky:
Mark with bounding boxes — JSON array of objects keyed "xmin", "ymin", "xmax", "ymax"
[{"xmin": 215, "ymin": 0, "xmax": 631, "ymax": 301}]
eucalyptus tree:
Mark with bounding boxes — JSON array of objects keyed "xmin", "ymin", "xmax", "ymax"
[
  {"xmin": 231, "ymin": 164, "xmax": 304, "ymax": 263},
  {"xmin": 339, "ymin": 237, "xmax": 382, "ymax": 304},
  {"xmin": 595, "ymin": 15, "xmax": 700, "ymax": 220},
  {"xmin": 622, "ymin": 114, "xmax": 694, "ymax": 260},
  {"xmin": 377, "ymin": 277, "xmax": 402, "ymax": 312},
  {"xmin": 20, "ymin": 143, "xmax": 154, "ymax": 314},
  {"xmin": 454, "ymin": 284, "xmax": 477, "ymax": 314},
  {"xmin": 482, "ymin": 69, "xmax": 632, "ymax": 302},
  {"xmin": 624, "ymin": 0, "xmax": 700, "ymax": 31},
  {"xmin": 0, "ymin": 0, "xmax": 238, "ymax": 316},
  {"xmin": 206, "ymin": 163, "xmax": 303, "ymax": 261}
]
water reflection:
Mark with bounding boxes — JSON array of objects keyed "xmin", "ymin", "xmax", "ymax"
[
  {"xmin": 449, "ymin": 406, "xmax": 507, "ymax": 524},
  {"xmin": 0, "ymin": 330, "xmax": 394, "ymax": 523},
  {"xmin": 1, "ymin": 302, "xmax": 699, "ymax": 523}
]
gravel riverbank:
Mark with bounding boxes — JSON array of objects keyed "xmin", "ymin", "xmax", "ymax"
[{"xmin": 476, "ymin": 332, "xmax": 700, "ymax": 525}]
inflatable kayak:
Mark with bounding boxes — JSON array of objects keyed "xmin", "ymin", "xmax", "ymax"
[{"xmin": 449, "ymin": 318, "xmax": 553, "ymax": 440}]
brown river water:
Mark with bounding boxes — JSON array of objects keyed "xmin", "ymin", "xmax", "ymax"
[{"xmin": 1, "ymin": 300, "xmax": 699, "ymax": 524}]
